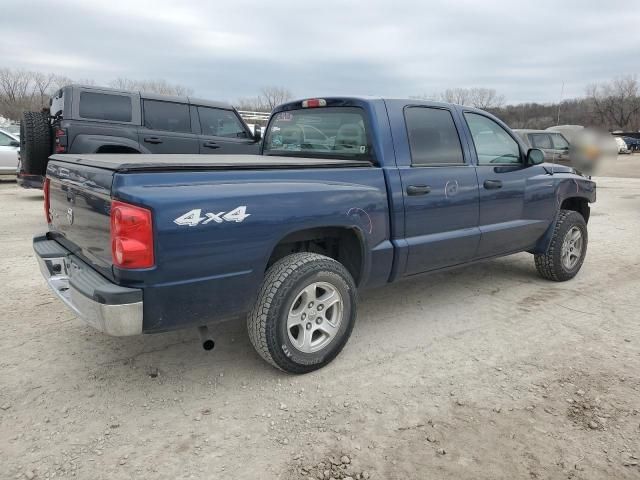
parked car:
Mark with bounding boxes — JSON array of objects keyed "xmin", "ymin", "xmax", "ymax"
[
  {"xmin": 614, "ymin": 136, "xmax": 630, "ymax": 154},
  {"xmin": 18, "ymin": 84, "xmax": 261, "ymax": 189},
  {"xmin": 514, "ymin": 129, "xmax": 571, "ymax": 166},
  {"xmin": 622, "ymin": 136, "xmax": 640, "ymax": 152},
  {"xmin": 34, "ymin": 96, "xmax": 596, "ymax": 373},
  {"xmin": 0, "ymin": 128, "xmax": 20, "ymax": 174},
  {"xmin": 1, "ymin": 124, "xmax": 21, "ymax": 137}
]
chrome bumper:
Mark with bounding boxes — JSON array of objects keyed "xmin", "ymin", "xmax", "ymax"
[{"xmin": 34, "ymin": 235, "xmax": 143, "ymax": 336}]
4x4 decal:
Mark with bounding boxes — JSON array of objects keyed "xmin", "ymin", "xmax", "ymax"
[{"xmin": 173, "ymin": 207, "xmax": 250, "ymax": 226}]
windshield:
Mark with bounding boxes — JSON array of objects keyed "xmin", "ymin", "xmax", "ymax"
[{"xmin": 263, "ymin": 107, "xmax": 371, "ymax": 160}]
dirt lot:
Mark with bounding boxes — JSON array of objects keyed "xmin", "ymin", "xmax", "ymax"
[{"xmin": 1, "ymin": 157, "xmax": 639, "ymax": 480}]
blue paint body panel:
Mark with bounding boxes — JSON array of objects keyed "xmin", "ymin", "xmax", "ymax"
[{"xmin": 44, "ymin": 97, "xmax": 596, "ymax": 334}]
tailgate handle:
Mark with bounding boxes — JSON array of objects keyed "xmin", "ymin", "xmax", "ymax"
[
  {"xmin": 407, "ymin": 185, "xmax": 431, "ymax": 196},
  {"xmin": 144, "ymin": 136, "xmax": 163, "ymax": 144},
  {"xmin": 203, "ymin": 141, "xmax": 220, "ymax": 149}
]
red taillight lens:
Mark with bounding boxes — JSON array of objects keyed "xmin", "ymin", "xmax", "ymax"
[
  {"xmin": 43, "ymin": 178, "xmax": 51, "ymax": 223},
  {"xmin": 110, "ymin": 200, "xmax": 154, "ymax": 269},
  {"xmin": 54, "ymin": 127, "xmax": 67, "ymax": 154}
]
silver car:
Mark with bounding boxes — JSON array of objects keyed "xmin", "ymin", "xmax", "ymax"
[
  {"xmin": 513, "ymin": 129, "xmax": 571, "ymax": 166},
  {"xmin": 0, "ymin": 129, "xmax": 20, "ymax": 174}
]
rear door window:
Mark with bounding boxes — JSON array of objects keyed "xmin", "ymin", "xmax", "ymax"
[
  {"xmin": 79, "ymin": 92, "xmax": 132, "ymax": 122},
  {"xmin": 404, "ymin": 107, "xmax": 464, "ymax": 165},
  {"xmin": 198, "ymin": 107, "xmax": 247, "ymax": 138},
  {"xmin": 143, "ymin": 100, "xmax": 191, "ymax": 133},
  {"xmin": 264, "ymin": 107, "xmax": 371, "ymax": 160},
  {"xmin": 549, "ymin": 133, "xmax": 569, "ymax": 149},
  {"xmin": 0, "ymin": 131, "xmax": 14, "ymax": 146},
  {"xmin": 529, "ymin": 133, "xmax": 553, "ymax": 149}
]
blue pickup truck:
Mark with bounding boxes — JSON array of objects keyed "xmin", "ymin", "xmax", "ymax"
[{"xmin": 34, "ymin": 97, "xmax": 596, "ymax": 373}]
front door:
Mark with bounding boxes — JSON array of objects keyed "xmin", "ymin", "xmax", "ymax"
[
  {"xmin": 463, "ymin": 112, "xmax": 549, "ymax": 258},
  {"xmin": 138, "ymin": 99, "xmax": 199, "ymax": 154},
  {"xmin": 395, "ymin": 105, "xmax": 480, "ymax": 275},
  {"xmin": 195, "ymin": 106, "xmax": 259, "ymax": 154}
]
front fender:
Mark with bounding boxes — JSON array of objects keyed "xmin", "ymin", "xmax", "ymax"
[{"xmin": 531, "ymin": 175, "xmax": 596, "ymax": 254}]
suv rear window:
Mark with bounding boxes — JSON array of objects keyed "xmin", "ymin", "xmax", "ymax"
[
  {"xmin": 143, "ymin": 100, "xmax": 191, "ymax": 133},
  {"xmin": 264, "ymin": 107, "xmax": 371, "ymax": 160},
  {"xmin": 79, "ymin": 92, "xmax": 132, "ymax": 122}
]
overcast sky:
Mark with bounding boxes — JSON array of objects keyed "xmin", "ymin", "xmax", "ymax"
[{"xmin": 2, "ymin": 0, "xmax": 639, "ymax": 104}]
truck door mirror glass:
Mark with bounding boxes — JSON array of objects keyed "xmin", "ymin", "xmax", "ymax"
[
  {"xmin": 527, "ymin": 148, "xmax": 545, "ymax": 165},
  {"xmin": 254, "ymin": 128, "xmax": 262, "ymax": 141},
  {"xmin": 9, "ymin": 140, "xmax": 19, "ymax": 147}
]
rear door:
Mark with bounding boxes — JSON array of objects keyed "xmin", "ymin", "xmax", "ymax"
[
  {"xmin": 462, "ymin": 112, "xmax": 550, "ymax": 258},
  {"xmin": 548, "ymin": 132, "xmax": 571, "ymax": 165},
  {"xmin": 390, "ymin": 102, "xmax": 480, "ymax": 275},
  {"xmin": 138, "ymin": 99, "xmax": 199, "ymax": 153},
  {"xmin": 195, "ymin": 105, "xmax": 258, "ymax": 154}
]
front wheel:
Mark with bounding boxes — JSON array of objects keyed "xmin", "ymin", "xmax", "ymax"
[
  {"xmin": 247, "ymin": 253, "xmax": 357, "ymax": 373},
  {"xmin": 534, "ymin": 209, "xmax": 588, "ymax": 281}
]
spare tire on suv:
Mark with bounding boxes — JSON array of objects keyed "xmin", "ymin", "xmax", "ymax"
[{"xmin": 20, "ymin": 111, "xmax": 51, "ymax": 176}]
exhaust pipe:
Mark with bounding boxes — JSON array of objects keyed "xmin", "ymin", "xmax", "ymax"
[{"xmin": 197, "ymin": 325, "xmax": 215, "ymax": 351}]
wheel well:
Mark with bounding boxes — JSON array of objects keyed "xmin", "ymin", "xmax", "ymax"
[
  {"xmin": 95, "ymin": 145, "xmax": 140, "ymax": 154},
  {"xmin": 266, "ymin": 227, "xmax": 364, "ymax": 286},
  {"xmin": 561, "ymin": 197, "xmax": 590, "ymax": 223}
]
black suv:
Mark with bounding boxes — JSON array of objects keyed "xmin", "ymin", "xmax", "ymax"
[{"xmin": 18, "ymin": 84, "xmax": 261, "ymax": 188}]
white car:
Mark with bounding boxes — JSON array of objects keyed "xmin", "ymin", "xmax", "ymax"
[
  {"xmin": 614, "ymin": 136, "xmax": 630, "ymax": 154},
  {"xmin": 0, "ymin": 129, "xmax": 20, "ymax": 174}
]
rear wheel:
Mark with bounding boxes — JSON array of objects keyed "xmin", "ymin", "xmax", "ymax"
[
  {"xmin": 247, "ymin": 253, "xmax": 357, "ymax": 373},
  {"xmin": 534, "ymin": 210, "xmax": 588, "ymax": 281},
  {"xmin": 20, "ymin": 111, "xmax": 51, "ymax": 176}
]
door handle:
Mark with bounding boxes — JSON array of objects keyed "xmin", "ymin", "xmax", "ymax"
[
  {"xmin": 143, "ymin": 136, "xmax": 162, "ymax": 144},
  {"xmin": 406, "ymin": 185, "xmax": 431, "ymax": 196},
  {"xmin": 203, "ymin": 141, "xmax": 220, "ymax": 149},
  {"xmin": 483, "ymin": 180, "xmax": 503, "ymax": 190}
]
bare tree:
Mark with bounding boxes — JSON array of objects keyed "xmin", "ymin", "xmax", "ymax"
[
  {"xmin": 109, "ymin": 78, "xmax": 193, "ymax": 96},
  {"xmin": 235, "ymin": 96, "xmax": 269, "ymax": 112},
  {"xmin": 440, "ymin": 88, "xmax": 472, "ymax": 105},
  {"xmin": 259, "ymin": 86, "xmax": 293, "ymax": 110},
  {"xmin": 586, "ymin": 75, "xmax": 640, "ymax": 130},
  {"xmin": 32, "ymin": 72, "xmax": 56, "ymax": 106},
  {"xmin": 468, "ymin": 88, "xmax": 505, "ymax": 109}
]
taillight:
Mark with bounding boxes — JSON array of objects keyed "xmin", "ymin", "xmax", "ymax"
[
  {"xmin": 110, "ymin": 200, "xmax": 154, "ymax": 269},
  {"xmin": 54, "ymin": 127, "xmax": 67, "ymax": 154},
  {"xmin": 43, "ymin": 178, "xmax": 51, "ymax": 223},
  {"xmin": 301, "ymin": 98, "xmax": 327, "ymax": 108}
]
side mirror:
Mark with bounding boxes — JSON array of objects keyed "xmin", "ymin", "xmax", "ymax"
[
  {"xmin": 527, "ymin": 148, "xmax": 545, "ymax": 165},
  {"xmin": 254, "ymin": 128, "xmax": 262, "ymax": 142},
  {"xmin": 9, "ymin": 140, "xmax": 19, "ymax": 147}
]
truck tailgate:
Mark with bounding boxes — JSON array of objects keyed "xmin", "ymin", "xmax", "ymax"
[{"xmin": 47, "ymin": 160, "xmax": 114, "ymax": 279}]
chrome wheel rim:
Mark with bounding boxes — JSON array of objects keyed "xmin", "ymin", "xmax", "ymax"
[
  {"xmin": 561, "ymin": 226, "xmax": 583, "ymax": 270},
  {"xmin": 287, "ymin": 282, "xmax": 343, "ymax": 354}
]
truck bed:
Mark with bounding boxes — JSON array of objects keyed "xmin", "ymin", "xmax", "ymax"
[{"xmin": 49, "ymin": 154, "xmax": 372, "ymax": 172}]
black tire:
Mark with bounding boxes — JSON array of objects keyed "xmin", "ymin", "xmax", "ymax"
[
  {"xmin": 534, "ymin": 209, "xmax": 588, "ymax": 281},
  {"xmin": 20, "ymin": 111, "xmax": 51, "ymax": 176},
  {"xmin": 247, "ymin": 253, "xmax": 357, "ymax": 374}
]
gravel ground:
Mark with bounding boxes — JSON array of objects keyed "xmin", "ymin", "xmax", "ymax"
[{"xmin": 1, "ymin": 158, "xmax": 639, "ymax": 480}]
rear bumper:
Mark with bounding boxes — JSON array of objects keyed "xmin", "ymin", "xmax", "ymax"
[{"xmin": 33, "ymin": 234, "xmax": 143, "ymax": 336}]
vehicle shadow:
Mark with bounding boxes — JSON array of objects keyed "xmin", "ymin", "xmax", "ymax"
[{"xmin": 76, "ymin": 252, "xmax": 540, "ymax": 383}]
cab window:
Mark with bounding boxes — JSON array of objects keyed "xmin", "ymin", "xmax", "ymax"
[
  {"xmin": 464, "ymin": 113, "xmax": 520, "ymax": 165},
  {"xmin": 198, "ymin": 107, "xmax": 247, "ymax": 138}
]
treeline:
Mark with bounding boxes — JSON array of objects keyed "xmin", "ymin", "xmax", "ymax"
[
  {"xmin": 0, "ymin": 68, "xmax": 193, "ymax": 121},
  {"xmin": 416, "ymin": 75, "xmax": 640, "ymax": 132},
  {"xmin": 1, "ymin": 67, "xmax": 638, "ymax": 132}
]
